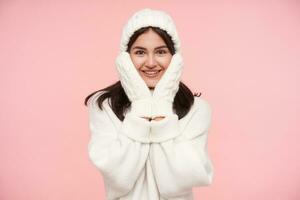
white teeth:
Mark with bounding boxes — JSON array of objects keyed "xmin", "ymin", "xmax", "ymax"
[
  {"xmin": 145, "ymin": 71, "xmax": 159, "ymax": 74},
  {"xmin": 143, "ymin": 70, "xmax": 160, "ymax": 74}
]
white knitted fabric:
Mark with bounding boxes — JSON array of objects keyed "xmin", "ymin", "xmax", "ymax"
[
  {"xmin": 119, "ymin": 8, "xmax": 181, "ymax": 53},
  {"xmin": 115, "ymin": 8, "xmax": 184, "ymax": 118},
  {"xmin": 88, "ymin": 91, "xmax": 214, "ymax": 199}
]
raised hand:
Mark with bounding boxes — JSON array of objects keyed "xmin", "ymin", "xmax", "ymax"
[
  {"xmin": 115, "ymin": 51, "xmax": 183, "ymax": 119},
  {"xmin": 151, "ymin": 52, "xmax": 184, "ymax": 118},
  {"xmin": 115, "ymin": 52, "xmax": 153, "ymax": 118}
]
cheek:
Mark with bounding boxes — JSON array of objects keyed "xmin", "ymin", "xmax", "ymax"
[
  {"xmin": 131, "ymin": 57, "xmax": 145, "ymax": 69},
  {"xmin": 157, "ymin": 56, "xmax": 172, "ymax": 68}
]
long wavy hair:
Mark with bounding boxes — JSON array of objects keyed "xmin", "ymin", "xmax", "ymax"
[{"xmin": 84, "ymin": 26, "xmax": 202, "ymax": 121}]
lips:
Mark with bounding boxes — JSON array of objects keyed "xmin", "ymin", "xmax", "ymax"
[{"xmin": 141, "ymin": 69, "xmax": 162, "ymax": 78}]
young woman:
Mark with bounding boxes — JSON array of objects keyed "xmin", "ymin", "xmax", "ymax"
[{"xmin": 84, "ymin": 8, "xmax": 214, "ymax": 200}]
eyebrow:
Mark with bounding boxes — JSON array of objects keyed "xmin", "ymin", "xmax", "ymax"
[{"xmin": 131, "ymin": 45, "xmax": 168, "ymax": 50}]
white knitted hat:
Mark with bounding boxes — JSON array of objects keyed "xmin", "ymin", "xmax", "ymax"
[{"xmin": 119, "ymin": 8, "xmax": 181, "ymax": 53}]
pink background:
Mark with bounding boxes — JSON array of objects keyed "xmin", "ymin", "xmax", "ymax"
[{"xmin": 1, "ymin": 1, "xmax": 299, "ymax": 199}]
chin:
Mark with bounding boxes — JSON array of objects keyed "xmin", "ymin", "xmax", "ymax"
[{"xmin": 144, "ymin": 80, "xmax": 157, "ymax": 89}]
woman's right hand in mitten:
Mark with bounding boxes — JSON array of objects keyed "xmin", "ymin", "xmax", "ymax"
[{"xmin": 115, "ymin": 52, "xmax": 153, "ymax": 118}]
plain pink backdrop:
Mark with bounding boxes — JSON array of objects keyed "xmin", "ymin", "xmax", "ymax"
[{"xmin": 1, "ymin": 1, "xmax": 299, "ymax": 200}]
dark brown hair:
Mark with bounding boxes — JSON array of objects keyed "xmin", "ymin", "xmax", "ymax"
[{"xmin": 84, "ymin": 26, "xmax": 202, "ymax": 121}]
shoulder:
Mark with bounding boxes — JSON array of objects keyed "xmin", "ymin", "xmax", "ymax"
[
  {"xmin": 87, "ymin": 90, "xmax": 109, "ymax": 110},
  {"xmin": 192, "ymin": 96, "xmax": 212, "ymax": 117},
  {"xmin": 178, "ymin": 96, "xmax": 212, "ymax": 126},
  {"xmin": 87, "ymin": 90, "xmax": 122, "ymax": 126},
  {"xmin": 177, "ymin": 96, "xmax": 212, "ymax": 138},
  {"xmin": 87, "ymin": 91, "xmax": 111, "ymax": 118},
  {"xmin": 189, "ymin": 96, "xmax": 212, "ymax": 127}
]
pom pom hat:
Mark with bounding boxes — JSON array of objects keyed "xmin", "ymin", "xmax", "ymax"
[{"xmin": 119, "ymin": 8, "xmax": 181, "ymax": 53}]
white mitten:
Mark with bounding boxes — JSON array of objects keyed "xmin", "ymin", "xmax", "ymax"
[
  {"xmin": 115, "ymin": 52, "xmax": 152, "ymax": 117},
  {"xmin": 151, "ymin": 52, "xmax": 183, "ymax": 118}
]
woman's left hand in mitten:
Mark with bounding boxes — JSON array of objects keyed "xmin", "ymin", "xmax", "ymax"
[{"xmin": 151, "ymin": 52, "xmax": 184, "ymax": 119}]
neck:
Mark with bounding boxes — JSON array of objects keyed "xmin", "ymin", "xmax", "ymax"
[{"xmin": 149, "ymin": 88, "xmax": 154, "ymax": 95}]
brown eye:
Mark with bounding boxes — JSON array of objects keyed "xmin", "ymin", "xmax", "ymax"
[
  {"xmin": 156, "ymin": 49, "xmax": 168, "ymax": 55},
  {"xmin": 135, "ymin": 50, "xmax": 145, "ymax": 55}
]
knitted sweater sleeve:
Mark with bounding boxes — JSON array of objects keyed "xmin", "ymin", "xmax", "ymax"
[
  {"xmin": 87, "ymin": 92, "xmax": 150, "ymax": 199},
  {"xmin": 149, "ymin": 97, "xmax": 214, "ymax": 199}
]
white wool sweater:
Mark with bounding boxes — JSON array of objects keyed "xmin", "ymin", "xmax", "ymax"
[{"xmin": 87, "ymin": 90, "xmax": 214, "ymax": 200}]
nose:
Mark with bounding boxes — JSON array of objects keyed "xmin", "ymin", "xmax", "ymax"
[{"xmin": 145, "ymin": 54, "xmax": 157, "ymax": 68}]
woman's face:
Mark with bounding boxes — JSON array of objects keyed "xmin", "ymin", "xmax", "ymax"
[{"xmin": 129, "ymin": 28, "xmax": 172, "ymax": 89}]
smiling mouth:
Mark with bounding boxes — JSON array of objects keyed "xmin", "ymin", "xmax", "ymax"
[{"xmin": 141, "ymin": 70, "xmax": 162, "ymax": 78}]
